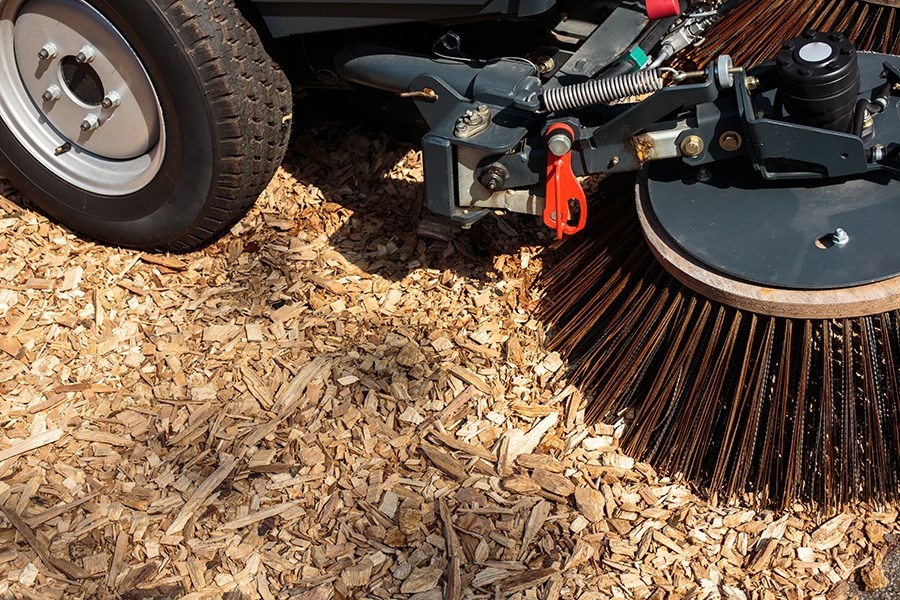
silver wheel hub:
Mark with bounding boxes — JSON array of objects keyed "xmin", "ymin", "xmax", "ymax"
[{"xmin": 0, "ymin": 0, "xmax": 164, "ymax": 195}]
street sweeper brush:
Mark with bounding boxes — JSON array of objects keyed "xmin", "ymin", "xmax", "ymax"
[{"xmin": 540, "ymin": 2, "xmax": 900, "ymax": 509}]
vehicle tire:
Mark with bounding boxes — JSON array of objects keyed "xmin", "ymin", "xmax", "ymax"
[{"xmin": 0, "ymin": 0, "xmax": 292, "ymax": 251}]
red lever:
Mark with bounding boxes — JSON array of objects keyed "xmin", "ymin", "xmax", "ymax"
[{"xmin": 544, "ymin": 123, "xmax": 587, "ymax": 239}]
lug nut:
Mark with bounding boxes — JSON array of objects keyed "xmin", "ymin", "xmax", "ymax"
[
  {"xmin": 547, "ymin": 132, "xmax": 573, "ymax": 156},
  {"xmin": 680, "ymin": 135, "xmax": 705, "ymax": 158},
  {"xmin": 101, "ymin": 91, "xmax": 121, "ymax": 109},
  {"xmin": 76, "ymin": 45, "xmax": 96, "ymax": 64},
  {"xmin": 832, "ymin": 228, "xmax": 849, "ymax": 246},
  {"xmin": 80, "ymin": 114, "xmax": 100, "ymax": 131},
  {"xmin": 41, "ymin": 85, "xmax": 61, "ymax": 102},
  {"xmin": 38, "ymin": 43, "xmax": 58, "ymax": 60}
]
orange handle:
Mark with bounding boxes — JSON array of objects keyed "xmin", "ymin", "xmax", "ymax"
[{"xmin": 543, "ymin": 123, "xmax": 588, "ymax": 239}]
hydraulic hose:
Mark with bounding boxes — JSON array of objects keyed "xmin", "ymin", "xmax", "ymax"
[
  {"xmin": 852, "ymin": 82, "xmax": 891, "ymax": 137},
  {"xmin": 541, "ymin": 70, "xmax": 664, "ymax": 112}
]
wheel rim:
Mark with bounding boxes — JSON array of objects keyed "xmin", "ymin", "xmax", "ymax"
[{"xmin": 0, "ymin": 0, "xmax": 165, "ymax": 196}]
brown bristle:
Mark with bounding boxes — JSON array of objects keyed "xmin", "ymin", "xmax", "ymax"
[
  {"xmin": 688, "ymin": 0, "xmax": 900, "ymax": 66},
  {"xmin": 539, "ymin": 175, "xmax": 900, "ymax": 509}
]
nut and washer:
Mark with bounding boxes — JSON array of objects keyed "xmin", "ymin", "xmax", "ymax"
[
  {"xmin": 454, "ymin": 105, "xmax": 492, "ymax": 139},
  {"xmin": 101, "ymin": 91, "xmax": 121, "ymax": 109},
  {"xmin": 38, "ymin": 43, "xmax": 58, "ymax": 60},
  {"xmin": 832, "ymin": 228, "xmax": 849, "ymax": 246},
  {"xmin": 719, "ymin": 131, "xmax": 743, "ymax": 152},
  {"xmin": 680, "ymin": 135, "xmax": 704, "ymax": 158},
  {"xmin": 547, "ymin": 132, "xmax": 573, "ymax": 156},
  {"xmin": 80, "ymin": 113, "xmax": 100, "ymax": 131},
  {"xmin": 42, "ymin": 85, "xmax": 61, "ymax": 102},
  {"xmin": 696, "ymin": 167, "xmax": 712, "ymax": 182}
]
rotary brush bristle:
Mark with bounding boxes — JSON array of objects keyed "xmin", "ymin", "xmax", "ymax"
[
  {"xmin": 689, "ymin": 0, "xmax": 900, "ymax": 66},
  {"xmin": 539, "ymin": 176, "xmax": 900, "ymax": 509}
]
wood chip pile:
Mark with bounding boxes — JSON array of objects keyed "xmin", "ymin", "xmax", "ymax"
[{"xmin": 0, "ymin": 123, "xmax": 897, "ymax": 599}]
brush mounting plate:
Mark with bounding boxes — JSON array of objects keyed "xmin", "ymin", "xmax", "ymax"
[{"xmin": 644, "ymin": 157, "xmax": 900, "ymax": 290}]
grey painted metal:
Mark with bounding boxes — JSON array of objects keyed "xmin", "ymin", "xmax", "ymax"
[
  {"xmin": 645, "ymin": 157, "xmax": 900, "ymax": 289},
  {"xmin": 0, "ymin": 0, "xmax": 165, "ymax": 195},
  {"xmin": 336, "ymin": 43, "xmax": 541, "ymax": 111}
]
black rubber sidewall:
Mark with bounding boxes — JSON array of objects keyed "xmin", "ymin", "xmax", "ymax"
[{"xmin": 0, "ymin": 0, "xmax": 217, "ymax": 248}]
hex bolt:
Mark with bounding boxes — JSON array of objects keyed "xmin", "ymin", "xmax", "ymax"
[
  {"xmin": 680, "ymin": 135, "xmax": 704, "ymax": 158},
  {"xmin": 76, "ymin": 45, "xmax": 96, "ymax": 64},
  {"xmin": 547, "ymin": 132, "xmax": 572, "ymax": 156},
  {"xmin": 41, "ymin": 85, "xmax": 61, "ymax": 102},
  {"xmin": 696, "ymin": 167, "xmax": 712, "ymax": 182},
  {"xmin": 719, "ymin": 131, "xmax": 742, "ymax": 152},
  {"xmin": 80, "ymin": 113, "xmax": 100, "ymax": 131},
  {"xmin": 37, "ymin": 43, "xmax": 58, "ymax": 60},
  {"xmin": 832, "ymin": 228, "xmax": 849, "ymax": 246},
  {"xmin": 101, "ymin": 91, "xmax": 121, "ymax": 109},
  {"xmin": 535, "ymin": 56, "xmax": 555, "ymax": 74}
]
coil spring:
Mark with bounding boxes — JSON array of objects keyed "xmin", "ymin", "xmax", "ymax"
[{"xmin": 541, "ymin": 70, "xmax": 664, "ymax": 113}]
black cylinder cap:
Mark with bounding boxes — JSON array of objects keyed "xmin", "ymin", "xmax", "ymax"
[{"xmin": 775, "ymin": 31, "xmax": 860, "ymax": 132}]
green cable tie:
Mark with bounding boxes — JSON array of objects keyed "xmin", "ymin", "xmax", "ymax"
[{"xmin": 628, "ymin": 46, "xmax": 649, "ymax": 71}]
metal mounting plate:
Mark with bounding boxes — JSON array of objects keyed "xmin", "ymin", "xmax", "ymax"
[{"xmin": 644, "ymin": 157, "xmax": 900, "ymax": 290}]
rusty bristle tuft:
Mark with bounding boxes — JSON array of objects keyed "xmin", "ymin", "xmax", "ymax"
[
  {"xmin": 688, "ymin": 0, "xmax": 900, "ymax": 67},
  {"xmin": 540, "ymin": 173, "xmax": 900, "ymax": 509}
]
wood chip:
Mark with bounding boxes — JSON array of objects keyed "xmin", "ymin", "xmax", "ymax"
[
  {"xmin": 574, "ymin": 486, "xmax": 605, "ymax": 523},
  {"xmin": 496, "ymin": 567, "xmax": 557, "ymax": 593},
  {"xmin": 400, "ymin": 566, "xmax": 443, "ymax": 594},
  {"xmin": 860, "ymin": 563, "xmax": 889, "ymax": 591},
  {"xmin": 810, "ymin": 514, "xmax": 854, "ymax": 551},
  {"xmin": 220, "ymin": 501, "xmax": 298, "ymax": 530},
  {"xmin": 1, "ymin": 505, "xmax": 91, "ymax": 579},
  {"xmin": 532, "ymin": 468, "xmax": 575, "ymax": 497},
  {"xmin": 448, "ymin": 365, "xmax": 492, "ymax": 394},
  {"xmin": 520, "ymin": 500, "xmax": 551, "ymax": 557},
  {"xmin": 165, "ymin": 455, "xmax": 237, "ymax": 535},
  {"xmin": 0, "ymin": 429, "xmax": 64, "ymax": 463},
  {"xmin": 421, "ymin": 443, "xmax": 468, "ymax": 481}
]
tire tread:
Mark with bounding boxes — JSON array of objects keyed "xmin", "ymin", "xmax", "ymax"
[{"xmin": 152, "ymin": 0, "xmax": 291, "ymax": 252}]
